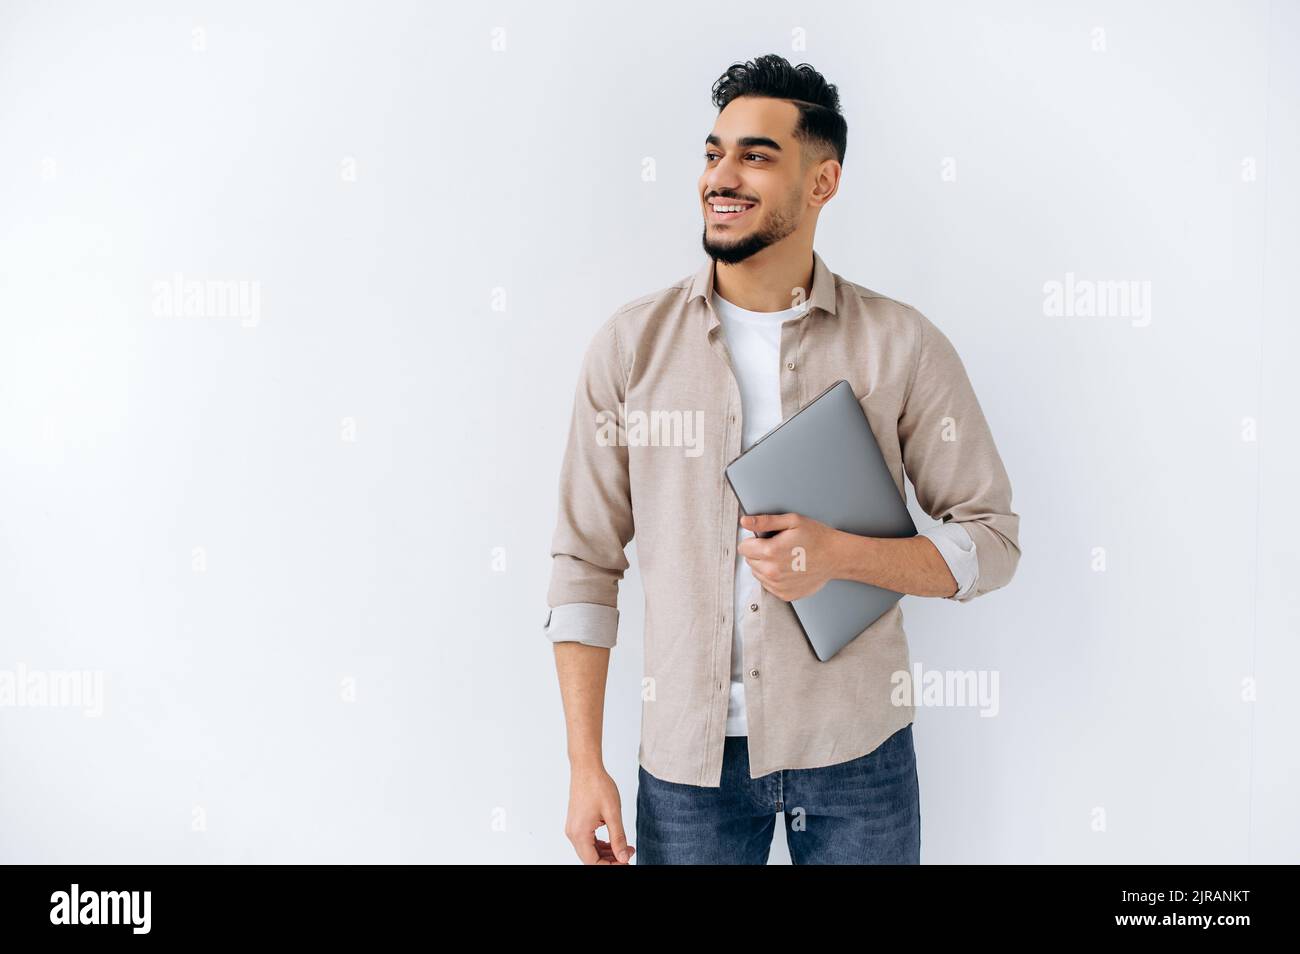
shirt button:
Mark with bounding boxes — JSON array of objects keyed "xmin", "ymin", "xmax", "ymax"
[
  {"xmin": 786, "ymin": 361, "xmax": 795, "ymax": 370},
  {"xmin": 749, "ymin": 602, "xmax": 758, "ymax": 612},
  {"xmin": 750, "ymin": 668, "xmax": 760, "ymax": 678}
]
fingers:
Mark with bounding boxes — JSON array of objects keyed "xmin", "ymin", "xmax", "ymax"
[
  {"xmin": 569, "ymin": 823, "xmax": 635, "ymax": 865},
  {"xmin": 753, "ymin": 571, "xmax": 779, "ymax": 596},
  {"xmin": 747, "ymin": 562, "xmax": 791, "ymax": 600},
  {"xmin": 740, "ymin": 512, "xmax": 801, "ymax": 535},
  {"xmin": 736, "ymin": 530, "xmax": 788, "ymax": 561},
  {"xmin": 569, "ymin": 830, "xmax": 601, "ymax": 865},
  {"xmin": 595, "ymin": 837, "xmax": 634, "ymax": 864}
]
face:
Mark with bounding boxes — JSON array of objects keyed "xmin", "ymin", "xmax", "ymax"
[{"xmin": 699, "ymin": 96, "xmax": 819, "ymax": 265}]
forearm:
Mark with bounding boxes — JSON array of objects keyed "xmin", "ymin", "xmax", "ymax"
[
  {"xmin": 552, "ymin": 642, "xmax": 611, "ymax": 770},
  {"xmin": 829, "ymin": 530, "xmax": 958, "ymax": 598}
]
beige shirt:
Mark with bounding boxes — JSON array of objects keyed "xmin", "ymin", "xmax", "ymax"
[{"xmin": 544, "ymin": 250, "xmax": 1021, "ymax": 787}]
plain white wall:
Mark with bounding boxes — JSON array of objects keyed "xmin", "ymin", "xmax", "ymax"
[{"xmin": 0, "ymin": 0, "xmax": 1296, "ymax": 863}]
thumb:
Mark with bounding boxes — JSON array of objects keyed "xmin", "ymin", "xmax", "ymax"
[{"xmin": 604, "ymin": 812, "xmax": 634, "ymax": 863}]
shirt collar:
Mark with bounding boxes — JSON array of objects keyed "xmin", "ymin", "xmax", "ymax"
[{"xmin": 688, "ymin": 249, "xmax": 838, "ymax": 332}]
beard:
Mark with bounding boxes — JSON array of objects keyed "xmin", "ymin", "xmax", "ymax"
[{"xmin": 701, "ymin": 194, "xmax": 800, "ymax": 265}]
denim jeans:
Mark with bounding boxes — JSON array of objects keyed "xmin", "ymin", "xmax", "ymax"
[{"xmin": 635, "ymin": 723, "xmax": 920, "ymax": 864}]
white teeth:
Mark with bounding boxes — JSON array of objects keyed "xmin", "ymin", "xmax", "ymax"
[{"xmin": 713, "ymin": 204, "xmax": 752, "ymax": 213}]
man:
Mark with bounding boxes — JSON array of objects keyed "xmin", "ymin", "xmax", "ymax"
[{"xmin": 544, "ymin": 54, "xmax": 1021, "ymax": 864}]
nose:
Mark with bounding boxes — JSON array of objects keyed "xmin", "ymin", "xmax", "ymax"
[{"xmin": 704, "ymin": 156, "xmax": 743, "ymax": 196}]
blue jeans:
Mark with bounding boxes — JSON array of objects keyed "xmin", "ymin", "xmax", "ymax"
[{"xmin": 635, "ymin": 723, "xmax": 920, "ymax": 864}]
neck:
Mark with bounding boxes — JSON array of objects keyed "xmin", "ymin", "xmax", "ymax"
[{"xmin": 712, "ymin": 243, "xmax": 815, "ymax": 313}]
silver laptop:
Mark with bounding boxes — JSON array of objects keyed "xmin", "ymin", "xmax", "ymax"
[{"xmin": 723, "ymin": 379, "xmax": 917, "ymax": 661}]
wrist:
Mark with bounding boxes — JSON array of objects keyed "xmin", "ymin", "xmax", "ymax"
[
  {"xmin": 830, "ymin": 529, "xmax": 872, "ymax": 583},
  {"xmin": 568, "ymin": 751, "xmax": 605, "ymax": 774}
]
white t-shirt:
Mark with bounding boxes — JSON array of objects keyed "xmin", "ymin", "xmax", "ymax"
[{"xmin": 712, "ymin": 289, "xmax": 979, "ymax": 737}]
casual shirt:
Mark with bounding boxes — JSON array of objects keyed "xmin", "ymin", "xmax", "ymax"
[
  {"xmin": 543, "ymin": 250, "xmax": 1021, "ymax": 787},
  {"xmin": 710, "ymin": 289, "xmax": 978, "ymax": 736}
]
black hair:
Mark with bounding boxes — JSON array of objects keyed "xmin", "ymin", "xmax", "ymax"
[{"xmin": 710, "ymin": 54, "xmax": 847, "ymax": 166}]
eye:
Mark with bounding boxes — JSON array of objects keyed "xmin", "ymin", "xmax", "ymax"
[{"xmin": 704, "ymin": 151, "xmax": 769, "ymax": 162}]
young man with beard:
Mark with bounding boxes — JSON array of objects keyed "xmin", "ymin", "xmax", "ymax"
[{"xmin": 544, "ymin": 54, "xmax": 1021, "ymax": 865}]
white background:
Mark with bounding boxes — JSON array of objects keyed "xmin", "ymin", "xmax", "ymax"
[{"xmin": 0, "ymin": 0, "xmax": 1296, "ymax": 863}]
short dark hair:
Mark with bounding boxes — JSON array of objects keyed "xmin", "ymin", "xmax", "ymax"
[{"xmin": 710, "ymin": 54, "xmax": 847, "ymax": 166}]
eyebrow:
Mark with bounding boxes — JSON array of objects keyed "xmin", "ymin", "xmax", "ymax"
[{"xmin": 705, "ymin": 134, "xmax": 783, "ymax": 152}]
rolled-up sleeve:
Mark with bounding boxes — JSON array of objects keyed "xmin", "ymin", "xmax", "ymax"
[
  {"xmin": 543, "ymin": 316, "xmax": 635, "ymax": 647},
  {"xmin": 897, "ymin": 309, "xmax": 1021, "ymax": 603},
  {"xmin": 918, "ymin": 521, "xmax": 979, "ymax": 599}
]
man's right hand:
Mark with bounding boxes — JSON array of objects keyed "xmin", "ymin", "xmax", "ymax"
[{"xmin": 565, "ymin": 764, "xmax": 635, "ymax": 864}]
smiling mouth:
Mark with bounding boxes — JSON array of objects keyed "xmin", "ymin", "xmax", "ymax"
[{"xmin": 707, "ymin": 199, "xmax": 757, "ymax": 223}]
